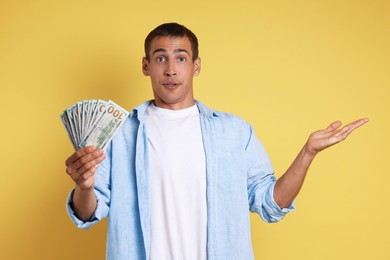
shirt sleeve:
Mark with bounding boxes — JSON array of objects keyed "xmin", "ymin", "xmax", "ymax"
[
  {"xmin": 65, "ymin": 143, "xmax": 112, "ymax": 229},
  {"xmin": 245, "ymin": 125, "xmax": 295, "ymax": 223}
]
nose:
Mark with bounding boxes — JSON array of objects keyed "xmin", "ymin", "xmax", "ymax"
[
  {"xmin": 164, "ymin": 71, "xmax": 176, "ymax": 77},
  {"xmin": 164, "ymin": 61, "xmax": 176, "ymax": 77}
]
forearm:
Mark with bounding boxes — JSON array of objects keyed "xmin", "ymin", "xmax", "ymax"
[
  {"xmin": 274, "ymin": 144, "xmax": 316, "ymax": 208},
  {"xmin": 72, "ymin": 186, "xmax": 97, "ymax": 222},
  {"xmin": 273, "ymin": 118, "xmax": 368, "ymax": 209}
]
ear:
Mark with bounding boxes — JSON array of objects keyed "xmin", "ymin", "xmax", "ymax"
[
  {"xmin": 193, "ymin": 57, "xmax": 201, "ymax": 76},
  {"xmin": 142, "ymin": 57, "xmax": 149, "ymax": 76}
]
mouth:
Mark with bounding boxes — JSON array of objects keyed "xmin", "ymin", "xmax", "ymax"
[{"xmin": 162, "ymin": 82, "xmax": 181, "ymax": 89}]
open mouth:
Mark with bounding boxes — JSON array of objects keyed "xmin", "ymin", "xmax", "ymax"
[{"xmin": 163, "ymin": 83, "xmax": 180, "ymax": 88}]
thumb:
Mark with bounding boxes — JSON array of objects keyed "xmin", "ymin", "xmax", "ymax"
[{"xmin": 324, "ymin": 121, "xmax": 342, "ymax": 133}]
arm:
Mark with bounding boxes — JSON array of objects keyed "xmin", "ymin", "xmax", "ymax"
[
  {"xmin": 274, "ymin": 118, "xmax": 368, "ymax": 208},
  {"xmin": 65, "ymin": 146, "xmax": 106, "ymax": 221}
]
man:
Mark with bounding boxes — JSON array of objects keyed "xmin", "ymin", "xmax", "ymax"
[{"xmin": 65, "ymin": 23, "xmax": 368, "ymax": 260}]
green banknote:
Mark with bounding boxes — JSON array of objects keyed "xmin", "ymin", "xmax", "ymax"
[{"xmin": 60, "ymin": 100, "xmax": 129, "ymax": 150}]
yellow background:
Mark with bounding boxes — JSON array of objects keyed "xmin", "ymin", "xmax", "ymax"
[{"xmin": 0, "ymin": 0, "xmax": 389, "ymax": 259}]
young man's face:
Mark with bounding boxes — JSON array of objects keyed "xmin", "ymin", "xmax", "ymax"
[{"xmin": 142, "ymin": 36, "xmax": 201, "ymax": 110}]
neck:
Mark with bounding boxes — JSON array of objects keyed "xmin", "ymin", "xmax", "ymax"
[{"xmin": 153, "ymin": 99, "xmax": 196, "ymax": 110}]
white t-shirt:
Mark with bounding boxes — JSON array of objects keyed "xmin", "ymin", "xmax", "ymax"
[{"xmin": 145, "ymin": 103, "xmax": 207, "ymax": 260}]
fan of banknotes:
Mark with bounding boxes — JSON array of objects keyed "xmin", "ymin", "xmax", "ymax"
[{"xmin": 60, "ymin": 100, "xmax": 129, "ymax": 150}]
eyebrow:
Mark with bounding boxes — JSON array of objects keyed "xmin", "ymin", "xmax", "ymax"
[{"xmin": 152, "ymin": 48, "xmax": 190, "ymax": 56}]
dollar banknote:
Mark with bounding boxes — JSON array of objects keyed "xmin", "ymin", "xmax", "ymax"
[{"xmin": 60, "ymin": 100, "xmax": 129, "ymax": 150}]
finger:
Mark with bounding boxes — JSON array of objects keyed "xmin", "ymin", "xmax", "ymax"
[
  {"xmin": 71, "ymin": 149, "xmax": 104, "ymax": 171},
  {"xmin": 72, "ymin": 164, "xmax": 98, "ymax": 187},
  {"xmin": 323, "ymin": 121, "xmax": 342, "ymax": 133},
  {"xmin": 73, "ymin": 153, "xmax": 106, "ymax": 177},
  {"xmin": 66, "ymin": 152, "xmax": 105, "ymax": 182},
  {"xmin": 339, "ymin": 118, "xmax": 369, "ymax": 139},
  {"xmin": 75, "ymin": 165, "xmax": 98, "ymax": 186},
  {"xmin": 65, "ymin": 146, "xmax": 97, "ymax": 166},
  {"xmin": 350, "ymin": 118, "xmax": 369, "ymax": 129}
]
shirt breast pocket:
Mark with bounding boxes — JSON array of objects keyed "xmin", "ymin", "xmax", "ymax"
[{"xmin": 217, "ymin": 151, "xmax": 246, "ymax": 192}]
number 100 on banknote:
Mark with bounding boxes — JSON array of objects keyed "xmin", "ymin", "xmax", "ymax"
[{"xmin": 60, "ymin": 100, "xmax": 129, "ymax": 150}]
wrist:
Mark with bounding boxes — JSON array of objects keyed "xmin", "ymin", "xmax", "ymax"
[
  {"xmin": 75, "ymin": 184, "xmax": 94, "ymax": 193},
  {"xmin": 302, "ymin": 143, "xmax": 318, "ymax": 160}
]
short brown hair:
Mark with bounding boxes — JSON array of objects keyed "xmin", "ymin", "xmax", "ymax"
[{"xmin": 144, "ymin": 23, "xmax": 199, "ymax": 61}]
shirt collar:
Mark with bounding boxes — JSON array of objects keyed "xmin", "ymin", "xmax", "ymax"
[{"xmin": 130, "ymin": 99, "xmax": 219, "ymax": 120}]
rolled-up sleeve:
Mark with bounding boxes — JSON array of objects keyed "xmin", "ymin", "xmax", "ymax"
[
  {"xmin": 66, "ymin": 188, "xmax": 110, "ymax": 229},
  {"xmin": 245, "ymin": 125, "xmax": 295, "ymax": 223},
  {"xmin": 249, "ymin": 179, "xmax": 295, "ymax": 223},
  {"xmin": 66, "ymin": 144, "xmax": 112, "ymax": 229}
]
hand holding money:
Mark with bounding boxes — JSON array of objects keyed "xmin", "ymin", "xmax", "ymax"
[
  {"xmin": 60, "ymin": 100, "xmax": 129, "ymax": 150},
  {"xmin": 65, "ymin": 146, "xmax": 105, "ymax": 221},
  {"xmin": 65, "ymin": 146, "xmax": 106, "ymax": 190},
  {"xmin": 61, "ymin": 99, "xmax": 129, "ymax": 220}
]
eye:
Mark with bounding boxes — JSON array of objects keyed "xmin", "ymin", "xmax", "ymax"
[
  {"xmin": 178, "ymin": 57, "xmax": 187, "ymax": 62},
  {"xmin": 156, "ymin": 56, "xmax": 166, "ymax": 62}
]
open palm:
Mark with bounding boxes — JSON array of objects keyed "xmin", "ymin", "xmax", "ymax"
[{"xmin": 306, "ymin": 118, "xmax": 369, "ymax": 155}]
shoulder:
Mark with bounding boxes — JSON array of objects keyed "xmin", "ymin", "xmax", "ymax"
[
  {"xmin": 196, "ymin": 100, "xmax": 251, "ymax": 128},
  {"xmin": 196, "ymin": 101, "xmax": 254, "ymax": 149},
  {"xmin": 110, "ymin": 101, "xmax": 151, "ymax": 145},
  {"xmin": 214, "ymin": 110, "xmax": 248, "ymax": 125}
]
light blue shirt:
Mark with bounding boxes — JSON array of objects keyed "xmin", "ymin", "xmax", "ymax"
[{"xmin": 67, "ymin": 100, "xmax": 294, "ymax": 260}]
